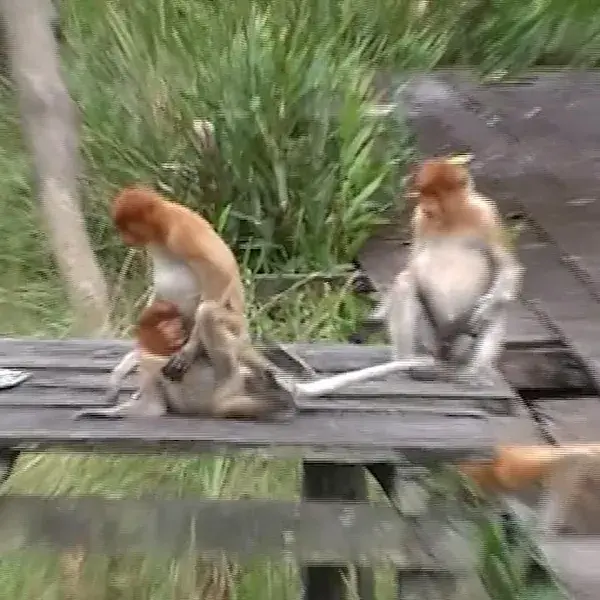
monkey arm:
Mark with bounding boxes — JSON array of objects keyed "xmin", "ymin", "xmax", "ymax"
[
  {"xmin": 487, "ymin": 245, "xmax": 524, "ymax": 304},
  {"xmin": 103, "ymin": 348, "xmax": 140, "ymax": 404},
  {"xmin": 75, "ymin": 353, "xmax": 169, "ymax": 420},
  {"xmin": 481, "ymin": 204, "xmax": 524, "ymax": 304},
  {"xmin": 464, "ymin": 201, "xmax": 524, "ymax": 331},
  {"xmin": 162, "ymin": 301, "xmax": 239, "ymax": 381},
  {"xmin": 469, "ymin": 243, "xmax": 523, "ymax": 333}
]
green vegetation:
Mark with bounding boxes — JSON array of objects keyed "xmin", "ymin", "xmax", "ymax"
[{"xmin": 0, "ymin": 0, "xmax": 597, "ymax": 596}]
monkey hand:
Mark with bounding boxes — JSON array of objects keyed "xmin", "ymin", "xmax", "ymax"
[
  {"xmin": 162, "ymin": 348, "xmax": 194, "ymax": 382},
  {"xmin": 468, "ymin": 292, "xmax": 498, "ymax": 333}
]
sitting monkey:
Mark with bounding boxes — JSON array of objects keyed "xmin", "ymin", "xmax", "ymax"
[{"xmin": 357, "ymin": 157, "xmax": 524, "ymax": 386}]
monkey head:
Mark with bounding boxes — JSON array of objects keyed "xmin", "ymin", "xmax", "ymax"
[
  {"xmin": 136, "ymin": 300, "xmax": 186, "ymax": 356},
  {"xmin": 111, "ymin": 187, "xmax": 166, "ymax": 246},
  {"xmin": 411, "ymin": 157, "xmax": 470, "ymax": 223}
]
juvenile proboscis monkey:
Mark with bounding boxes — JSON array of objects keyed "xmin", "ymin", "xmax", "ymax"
[
  {"xmin": 370, "ymin": 156, "xmax": 524, "ymax": 386},
  {"xmin": 74, "ymin": 300, "xmax": 296, "ymax": 420},
  {"xmin": 103, "ymin": 186, "xmax": 248, "ymax": 402}
]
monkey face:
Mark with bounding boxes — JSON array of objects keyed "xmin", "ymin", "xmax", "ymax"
[
  {"xmin": 413, "ymin": 158, "xmax": 471, "ymax": 225},
  {"xmin": 418, "ymin": 194, "xmax": 443, "ymax": 221},
  {"xmin": 111, "ymin": 186, "xmax": 164, "ymax": 245},
  {"xmin": 118, "ymin": 222, "xmax": 154, "ymax": 246},
  {"xmin": 137, "ymin": 301, "xmax": 186, "ymax": 356},
  {"xmin": 156, "ymin": 317, "xmax": 186, "ymax": 353}
]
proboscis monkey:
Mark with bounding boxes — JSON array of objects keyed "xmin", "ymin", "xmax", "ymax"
[
  {"xmin": 104, "ymin": 186, "xmax": 248, "ymax": 399},
  {"xmin": 112, "ymin": 186, "xmax": 245, "ymax": 324},
  {"xmin": 369, "ymin": 156, "xmax": 524, "ymax": 386},
  {"xmin": 74, "ymin": 300, "xmax": 296, "ymax": 420},
  {"xmin": 460, "ymin": 445, "xmax": 600, "ymax": 534}
]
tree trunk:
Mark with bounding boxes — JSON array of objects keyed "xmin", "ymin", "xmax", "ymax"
[{"xmin": 0, "ymin": 0, "xmax": 110, "ymax": 335}]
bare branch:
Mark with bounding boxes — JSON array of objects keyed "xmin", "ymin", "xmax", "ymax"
[{"xmin": 0, "ymin": 0, "xmax": 110, "ymax": 334}]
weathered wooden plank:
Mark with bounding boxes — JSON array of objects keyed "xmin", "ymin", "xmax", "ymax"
[
  {"xmin": 0, "ymin": 371, "xmax": 513, "ymax": 418},
  {"xmin": 0, "ymin": 357, "xmax": 513, "ymax": 400},
  {"xmin": 301, "ymin": 464, "xmax": 374, "ymax": 600},
  {"xmin": 0, "ymin": 407, "xmax": 495, "ymax": 461},
  {"xmin": 488, "ymin": 395, "xmax": 544, "ymax": 447},
  {"xmin": 0, "ymin": 382, "xmax": 507, "ymax": 417},
  {"xmin": 514, "ymin": 225, "xmax": 600, "ymax": 388},
  {"xmin": 446, "ymin": 70, "xmax": 600, "ymax": 168},
  {"xmin": 0, "ymin": 338, "xmax": 588, "ymax": 393},
  {"xmin": 292, "ymin": 344, "xmax": 589, "ymax": 393},
  {"xmin": 0, "ymin": 348, "xmax": 587, "ymax": 411},
  {"xmin": 506, "ymin": 497, "xmax": 600, "ymax": 599},
  {"xmin": 0, "ymin": 495, "xmax": 474, "ymax": 570},
  {"xmin": 0, "ymin": 337, "xmax": 132, "ymax": 358},
  {"xmin": 534, "ymin": 398, "xmax": 600, "ymax": 445}
]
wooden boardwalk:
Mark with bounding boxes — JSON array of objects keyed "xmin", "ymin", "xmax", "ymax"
[
  {"xmin": 1, "ymin": 71, "xmax": 600, "ymax": 598},
  {"xmin": 0, "ymin": 338, "xmax": 538, "ymax": 600},
  {"xmin": 359, "ymin": 69, "xmax": 600, "ymax": 599},
  {"xmin": 0, "ymin": 338, "xmax": 524, "ymax": 461}
]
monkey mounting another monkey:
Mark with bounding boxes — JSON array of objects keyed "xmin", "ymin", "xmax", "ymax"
[
  {"xmin": 74, "ymin": 300, "xmax": 297, "ymax": 421},
  {"xmin": 105, "ymin": 185, "xmax": 249, "ymax": 394},
  {"xmin": 112, "ymin": 186, "xmax": 246, "ymax": 326},
  {"xmin": 369, "ymin": 156, "xmax": 524, "ymax": 387}
]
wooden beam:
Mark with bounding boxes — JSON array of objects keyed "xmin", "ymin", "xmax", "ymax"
[
  {"xmin": 301, "ymin": 464, "xmax": 374, "ymax": 600},
  {"xmin": 0, "ymin": 338, "xmax": 590, "ymax": 393},
  {"xmin": 0, "ymin": 339, "xmax": 589, "ymax": 395},
  {"xmin": 0, "ymin": 407, "xmax": 496, "ymax": 462},
  {"xmin": 0, "ymin": 496, "xmax": 475, "ymax": 571}
]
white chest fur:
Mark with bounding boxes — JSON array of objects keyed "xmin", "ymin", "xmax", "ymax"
[{"xmin": 150, "ymin": 246, "xmax": 201, "ymax": 318}]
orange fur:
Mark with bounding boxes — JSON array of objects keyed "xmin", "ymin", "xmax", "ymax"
[
  {"xmin": 459, "ymin": 444, "xmax": 600, "ymax": 492},
  {"xmin": 410, "ymin": 157, "xmax": 507, "ymax": 248},
  {"xmin": 112, "ymin": 186, "xmax": 245, "ymax": 319},
  {"xmin": 136, "ymin": 301, "xmax": 185, "ymax": 357}
]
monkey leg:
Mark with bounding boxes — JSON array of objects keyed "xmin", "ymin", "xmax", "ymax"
[
  {"xmin": 162, "ymin": 301, "xmax": 234, "ymax": 381},
  {"xmin": 451, "ymin": 311, "xmax": 507, "ymax": 388},
  {"xmin": 214, "ymin": 368, "xmax": 297, "ymax": 422},
  {"xmin": 163, "ymin": 351, "xmax": 194, "ymax": 382},
  {"xmin": 215, "ymin": 395, "xmax": 296, "ymax": 422},
  {"xmin": 73, "ymin": 388, "xmax": 167, "ymax": 420},
  {"xmin": 386, "ymin": 272, "xmax": 422, "ymax": 360},
  {"xmin": 102, "ymin": 349, "xmax": 140, "ymax": 403}
]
